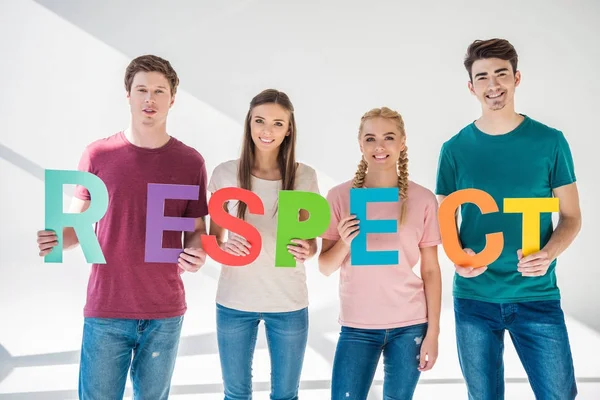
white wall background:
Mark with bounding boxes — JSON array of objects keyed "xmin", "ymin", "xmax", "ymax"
[{"xmin": 0, "ymin": 0, "xmax": 599, "ymax": 398}]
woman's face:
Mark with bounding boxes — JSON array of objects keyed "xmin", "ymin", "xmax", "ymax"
[
  {"xmin": 249, "ymin": 103, "xmax": 290, "ymax": 152},
  {"xmin": 359, "ymin": 117, "xmax": 405, "ymax": 170}
]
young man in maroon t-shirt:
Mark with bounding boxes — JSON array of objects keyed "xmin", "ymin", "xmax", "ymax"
[{"xmin": 36, "ymin": 55, "xmax": 208, "ymax": 399}]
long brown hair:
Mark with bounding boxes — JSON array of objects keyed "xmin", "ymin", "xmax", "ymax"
[
  {"xmin": 237, "ymin": 89, "xmax": 298, "ymax": 220},
  {"xmin": 353, "ymin": 107, "xmax": 409, "ymax": 225}
]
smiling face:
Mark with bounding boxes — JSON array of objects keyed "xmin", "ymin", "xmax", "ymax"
[
  {"xmin": 249, "ymin": 103, "xmax": 291, "ymax": 153},
  {"xmin": 468, "ymin": 57, "xmax": 521, "ymax": 112},
  {"xmin": 359, "ymin": 116, "xmax": 405, "ymax": 171}
]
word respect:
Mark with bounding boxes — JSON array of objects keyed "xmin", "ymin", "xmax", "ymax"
[{"xmin": 44, "ymin": 170, "xmax": 559, "ymax": 268}]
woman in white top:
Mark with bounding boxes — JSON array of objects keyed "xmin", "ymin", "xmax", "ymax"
[{"xmin": 208, "ymin": 89, "xmax": 320, "ymax": 400}]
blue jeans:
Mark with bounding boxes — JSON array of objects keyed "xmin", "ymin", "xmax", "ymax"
[
  {"xmin": 78, "ymin": 316, "xmax": 184, "ymax": 399},
  {"xmin": 216, "ymin": 303, "xmax": 309, "ymax": 400},
  {"xmin": 331, "ymin": 323, "xmax": 428, "ymax": 399},
  {"xmin": 454, "ymin": 298, "xmax": 577, "ymax": 400}
]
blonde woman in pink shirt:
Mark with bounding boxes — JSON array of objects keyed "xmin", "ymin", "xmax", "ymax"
[{"xmin": 319, "ymin": 107, "xmax": 442, "ymax": 399}]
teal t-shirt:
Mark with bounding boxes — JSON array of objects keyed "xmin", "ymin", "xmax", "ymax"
[{"xmin": 435, "ymin": 115, "xmax": 576, "ymax": 303}]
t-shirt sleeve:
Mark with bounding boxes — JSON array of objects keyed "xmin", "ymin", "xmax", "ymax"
[
  {"xmin": 207, "ymin": 163, "xmax": 223, "ymax": 193},
  {"xmin": 321, "ymin": 187, "xmax": 341, "ymax": 241},
  {"xmin": 435, "ymin": 143, "xmax": 456, "ymax": 196},
  {"xmin": 73, "ymin": 146, "xmax": 93, "ymax": 201},
  {"xmin": 419, "ymin": 192, "xmax": 442, "ymax": 248},
  {"xmin": 297, "ymin": 165, "xmax": 320, "ymax": 194},
  {"xmin": 550, "ymin": 131, "xmax": 576, "ymax": 189},
  {"xmin": 306, "ymin": 168, "xmax": 320, "ymax": 194},
  {"xmin": 184, "ymin": 159, "xmax": 209, "ymax": 218}
]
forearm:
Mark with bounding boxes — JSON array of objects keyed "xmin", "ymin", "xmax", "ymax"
[
  {"xmin": 422, "ymin": 266, "xmax": 442, "ymax": 335},
  {"xmin": 184, "ymin": 216, "xmax": 209, "ymax": 249},
  {"xmin": 307, "ymin": 238, "xmax": 318, "ymax": 259},
  {"xmin": 543, "ymin": 216, "xmax": 581, "ymax": 261},
  {"xmin": 184, "ymin": 230, "xmax": 204, "ymax": 249},
  {"xmin": 62, "ymin": 227, "xmax": 80, "ymax": 250},
  {"xmin": 61, "ymin": 198, "xmax": 90, "ymax": 250},
  {"xmin": 318, "ymin": 240, "xmax": 350, "ymax": 276},
  {"xmin": 209, "ymin": 229, "xmax": 225, "ymax": 247}
]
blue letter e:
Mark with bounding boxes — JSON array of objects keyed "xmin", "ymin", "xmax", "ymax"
[{"xmin": 349, "ymin": 187, "xmax": 398, "ymax": 266}]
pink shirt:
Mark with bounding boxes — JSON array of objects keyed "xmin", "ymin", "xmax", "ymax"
[
  {"xmin": 321, "ymin": 179, "xmax": 441, "ymax": 329},
  {"xmin": 74, "ymin": 132, "xmax": 208, "ymax": 319}
]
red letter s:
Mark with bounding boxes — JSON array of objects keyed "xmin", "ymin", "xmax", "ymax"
[{"xmin": 201, "ymin": 187, "xmax": 264, "ymax": 266}]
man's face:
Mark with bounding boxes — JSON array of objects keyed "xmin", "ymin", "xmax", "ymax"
[
  {"xmin": 127, "ymin": 71, "xmax": 174, "ymax": 126},
  {"xmin": 469, "ymin": 58, "xmax": 521, "ymax": 112}
]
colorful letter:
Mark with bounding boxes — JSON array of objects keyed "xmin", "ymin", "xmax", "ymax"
[
  {"xmin": 145, "ymin": 184, "xmax": 199, "ymax": 263},
  {"xmin": 201, "ymin": 187, "xmax": 264, "ymax": 266},
  {"xmin": 438, "ymin": 188, "xmax": 504, "ymax": 268},
  {"xmin": 44, "ymin": 169, "xmax": 108, "ymax": 263},
  {"xmin": 349, "ymin": 188, "xmax": 399, "ymax": 266},
  {"xmin": 275, "ymin": 191, "xmax": 331, "ymax": 267},
  {"xmin": 503, "ymin": 198, "xmax": 560, "ymax": 256}
]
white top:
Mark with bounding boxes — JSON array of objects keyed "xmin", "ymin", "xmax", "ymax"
[{"xmin": 207, "ymin": 159, "xmax": 320, "ymax": 312}]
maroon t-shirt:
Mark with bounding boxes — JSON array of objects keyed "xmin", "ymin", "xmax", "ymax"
[{"xmin": 74, "ymin": 132, "xmax": 208, "ymax": 319}]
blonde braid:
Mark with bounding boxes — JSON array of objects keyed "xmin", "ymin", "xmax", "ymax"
[
  {"xmin": 357, "ymin": 107, "xmax": 409, "ymax": 225},
  {"xmin": 397, "ymin": 146, "xmax": 409, "ymax": 225},
  {"xmin": 352, "ymin": 157, "xmax": 368, "ymax": 188}
]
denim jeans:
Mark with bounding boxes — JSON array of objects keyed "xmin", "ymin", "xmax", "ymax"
[
  {"xmin": 454, "ymin": 298, "xmax": 577, "ymax": 400},
  {"xmin": 78, "ymin": 316, "xmax": 184, "ymax": 399},
  {"xmin": 216, "ymin": 303, "xmax": 309, "ymax": 400},
  {"xmin": 331, "ymin": 322, "xmax": 428, "ymax": 399}
]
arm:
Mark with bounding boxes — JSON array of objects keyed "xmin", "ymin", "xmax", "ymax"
[
  {"xmin": 208, "ymin": 203, "xmax": 226, "ymax": 248},
  {"xmin": 543, "ymin": 182, "xmax": 581, "ymax": 261},
  {"xmin": 517, "ymin": 182, "xmax": 581, "ymax": 275},
  {"xmin": 178, "ymin": 157, "xmax": 213, "ymax": 272},
  {"xmin": 183, "ymin": 216, "xmax": 207, "ymax": 249},
  {"xmin": 420, "ymin": 246, "xmax": 441, "ymax": 336},
  {"xmin": 418, "ymin": 245, "xmax": 442, "ymax": 371},
  {"xmin": 37, "ymin": 197, "xmax": 90, "ymax": 256},
  {"xmin": 543, "ymin": 131, "xmax": 581, "ymax": 260},
  {"xmin": 317, "ymin": 215, "xmax": 359, "ymax": 276},
  {"xmin": 178, "ymin": 162, "xmax": 209, "ymax": 273},
  {"xmin": 178, "ymin": 216, "xmax": 208, "ymax": 273},
  {"xmin": 64, "ymin": 198, "xmax": 91, "ymax": 249},
  {"xmin": 318, "ymin": 238, "xmax": 350, "ymax": 276}
]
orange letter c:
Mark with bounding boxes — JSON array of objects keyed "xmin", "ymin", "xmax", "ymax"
[{"xmin": 438, "ymin": 189, "xmax": 503, "ymax": 268}]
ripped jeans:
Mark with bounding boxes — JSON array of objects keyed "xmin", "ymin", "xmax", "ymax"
[
  {"xmin": 78, "ymin": 316, "xmax": 184, "ymax": 399},
  {"xmin": 331, "ymin": 323, "xmax": 427, "ymax": 399}
]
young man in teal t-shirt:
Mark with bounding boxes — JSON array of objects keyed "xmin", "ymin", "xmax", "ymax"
[{"xmin": 435, "ymin": 38, "xmax": 581, "ymax": 399}]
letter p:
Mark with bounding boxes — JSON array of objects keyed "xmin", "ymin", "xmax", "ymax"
[{"xmin": 275, "ymin": 191, "xmax": 331, "ymax": 267}]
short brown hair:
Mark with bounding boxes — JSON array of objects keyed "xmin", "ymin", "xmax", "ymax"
[
  {"xmin": 124, "ymin": 55, "xmax": 179, "ymax": 95},
  {"xmin": 464, "ymin": 38, "xmax": 518, "ymax": 81}
]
